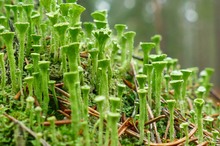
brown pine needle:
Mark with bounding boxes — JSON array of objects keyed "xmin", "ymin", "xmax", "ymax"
[{"xmin": 118, "ymin": 118, "xmax": 132, "ymax": 137}]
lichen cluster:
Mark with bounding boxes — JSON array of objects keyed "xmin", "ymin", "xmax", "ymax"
[{"xmin": 0, "ymin": 0, "xmax": 219, "ymax": 145}]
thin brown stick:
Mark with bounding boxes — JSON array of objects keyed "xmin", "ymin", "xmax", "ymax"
[
  {"xmin": 144, "ymin": 115, "xmax": 166, "ymax": 126},
  {"xmin": 197, "ymin": 141, "xmax": 209, "ymax": 146},
  {"xmin": 177, "ymin": 137, "xmax": 198, "ymax": 146},
  {"xmin": 144, "ymin": 126, "xmax": 197, "ymax": 146},
  {"xmin": 57, "ymin": 110, "xmax": 70, "ymax": 119},
  {"xmin": 55, "ymin": 83, "xmax": 64, "ymax": 87},
  {"xmin": 122, "ymin": 79, "xmax": 136, "ymax": 91},
  {"xmin": 55, "ymin": 87, "xmax": 69, "ymax": 97},
  {"xmin": 25, "ymin": 57, "xmax": 29, "ymax": 65},
  {"xmin": 43, "ymin": 119, "xmax": 71, "ymax": 126},
  {"xmin": 3, "ymin": 113, "xmax": 50, "ymax": 146},
  {"xmin": 164, "ymin": 120, "xmax": 170, "ymax": 140},
  {"xmin": 80, "ymin": 51, "xmax": 88, "ymax": 58},
  {"xmin": 118, "ymin": 118, "xmax": 131, "ymax": 137},
  {"xmin": 14, "ymin": 90, "xmax": 21, "ymax": 100}
]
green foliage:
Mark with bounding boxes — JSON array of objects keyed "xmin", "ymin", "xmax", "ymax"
[{"xmin": 0, "ymin": 0, "xmax": 219, "ymax": 145}]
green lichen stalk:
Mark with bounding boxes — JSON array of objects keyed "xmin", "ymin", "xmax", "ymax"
[
  {"xmin": 167, "ymin": 100, "xmax": 176, "ymax": 141},
  {"xmin": 81, "ymin": 85, "xmax": 90, "ymax": 146},
  {"xmin": 38, "ymin": 61, "xmax": 50, "ymax": 115},
  {"xmin": 138, "ymin": 89, "xmax": 147, "ymax": 143},
  {"xmin": 0, "ymin": 53, "xmax": 6, "ymax": 96},
  {"xmin": 1, "ymin": 32, "xmax": 17, "ymax": 93},
  {"xmin": 94, "ymin": 96, "xmax": 106, "ymax": 146},
  {"xmin": 108, "ymin": 112, "xmax": 120, "ymax": 146},
  {"xmin": 194, "ymin": 98, "xmax": 205, "ymax": 143},
  {"xmin": 152, "ymin": 61, "xmax": 166, "ymax": 116},
  {"xmin": 64, "ymin": 71, "xmax": 80, "ymax": 141}
]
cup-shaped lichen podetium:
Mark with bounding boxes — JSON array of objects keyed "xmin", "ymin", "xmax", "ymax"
[
  {"xmin": 152, "ymin": 61, "xmax": 166, "ymax": 116},
  {"xmin": 11, "ymin": 5, "xmax": 18, "ymax": 23},
  {"xmin": 48, "ymin": 116, "xmax": 58, "ymax": 144},
  {"xmin": 93, "ymin": 28, "xmax": 111, "ymax": 59},
  {"xmin": 94, "ymin": 96, "xmax": 106, "ymax": 146},
  {"xmin": 4, "ymin": 5, "xmax": 12, "ymax": 30},
  {"xmin": 140, "ymin": 42, "xmax": 155, "ymax": 65},
  {"xmin": 194, "ymin": 98, "xmax": 205, "ymax": 143},
  {"xmin": 64, "ymin": 71, "xmax": 80, "ymax": 141},
  {"xmin": 91, "ymin": 10, "xmax": 107, "ymax": 22},
  {"xmin": 167, "ymin": 99, "xmax": 176, "ymax": 141},
  {"xmin": 49, "ymin": 80, "xmax": 58, "ymax": 110},
  {"xmin": 170, "ymin": 70, "xmax": 183, "ymax": 80},
  {"xmin": 114, "ymin": 24, "xmax": 127, "ymax": 42},
  {"xmin": 15, "ymin": 22, "xmax": 29, "ymax": 94},
  {"xmin": 204, "ymin": 68, "xmax": 214, "ymax": 86},
  {"xmin": 25, "ymin": 96, "xmax": 35, "ymax": 128},
  {"xmin": 181, "ymin": 69, "xmax": 192, "ymax": 105},
  {"xmin": 66, "ymin": 42, "xmax": 80, "ymax": 72},
  {"xmin": 38, "ymin": 61, "xmax": 50, "ymax": 115},
  {"xmin": 35, "ymin": 106, "xmax": 42, "ymax": 132},
  {"xmin": 81, "ymin": 85, "xmax": 90, "ymax": 121},
  {"xmin": 123, "ymin": 31, "xmax": 136, "ymax": 66},
  {"xmin": 136, "ymin": 74, "xmax": 147, "ymax": 89},
  {"xmin": 98, "ymin": 59, "xmax": 110, "ymax": 99},
  {"xmin": 151, "ymin": 34, "xmax": 162, "ymax": 55},
  {"xmin": 31, "ymin": 34, "xmax": 41, "ymax": 45},
  {"xmin": 137, "ymin": 89, "xmax": 147, "ymax": 143},
  {"xmin": 108, "ymin": 112, "xmax": 120, "ymax": 146},
  {"xmin": 170, "ymin": 80, "xmax": 184, "ymax": 115},
  {"xmin": 33, "ymin": 72, "xmax": 42, "ymax": 105},
  {"xmin": 68, "ymin": 27, "xmax": 81, "ymax": 43},
  {"xmin": 31, "ymin": 53, "xmax": 40, "ymax": 72},
  {"xmin": 109, "ymin": 97, "xmax": 120, "ymax": 113},
  {"xmin": 83, "ymin": 22, "xmax": 95, "ymax": 39},
  {"xmin": 180, "ymin": 122, "xmax": 189, "ymax": 146},
  {"xmin": 212, "ymin": 130, "xmax": 219, "ymax": 146},
  {"xmin": 46, "ymin": 10, "xmax": 58, "ymax": 55},
  {"xmin": 1, "ymin": 32, "xmax": 17, "ymax": 93},
  {"xmin": 117, "ymin": 83, "xmax": 126, "ymax": 112},
  {"xmin": 196, "ymin": 86, "xmax": 206, "ymax": 99},
  {"xmin": 24, "ymin": 76, "xmax": 34, "ymax": 97},
  {"xmin": 68, "ymin": 4, "xmax": 85, "ymax": 26},
  {"xmin": 22, "ymin": 4, "xmax": 34, "ymax": 54},
  {"xmin": 89, "ymin": 48, "xmax": 99, "ymax": 85},
  {"xmin": 54, "ymin": 22, "xmax": 69, "ymax": 47},
  {"xmin": 111, "ymin": 41, "xmax": 120, "ymax": 66}
]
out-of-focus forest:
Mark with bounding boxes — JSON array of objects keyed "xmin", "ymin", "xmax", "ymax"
[{"xmin": 78, "ymin": 0, "xmax": 220, "ymax": 87}]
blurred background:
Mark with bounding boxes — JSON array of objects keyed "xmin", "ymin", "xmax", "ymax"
[{"xmin": 78, "ymin": 0, "xmax": 220, "ymax": 87}]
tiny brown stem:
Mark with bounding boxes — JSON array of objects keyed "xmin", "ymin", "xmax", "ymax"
[
  {"xmin": 55, "ymin": 87, "xmax": 70, "ymax": 98},
  {"xmin": 55, "ymin": 83, "xmax": 64, "ymax": 87},
  {"xmin": 43, "ymin": 119, "xmax": 71, "ymax": 126},
  {"xmin": 144, "ymin": 115, "xmax": 166, "ymax": 126},
  {"xmin": 57, "ymin": 110, "xmax": 70, "ymax": 119},
  {"xmin": 14, "ymin": 90, "xmax": 21, "ymax": 100},
  {"xmin": 145, "ymin": 126, "xmax": 197, "ymax": 146},
  {"xmin": 197, "ymin": 141, "xmax": 209, "ymax": 146},
  {"xmin": 118, "ymin": 118, "xmax": 132, "ymax": 137}
]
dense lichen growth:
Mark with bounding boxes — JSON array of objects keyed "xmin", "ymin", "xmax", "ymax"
[{"xmin": 0, "ymin": 0, "xmax": 219, "ymax": 145}]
